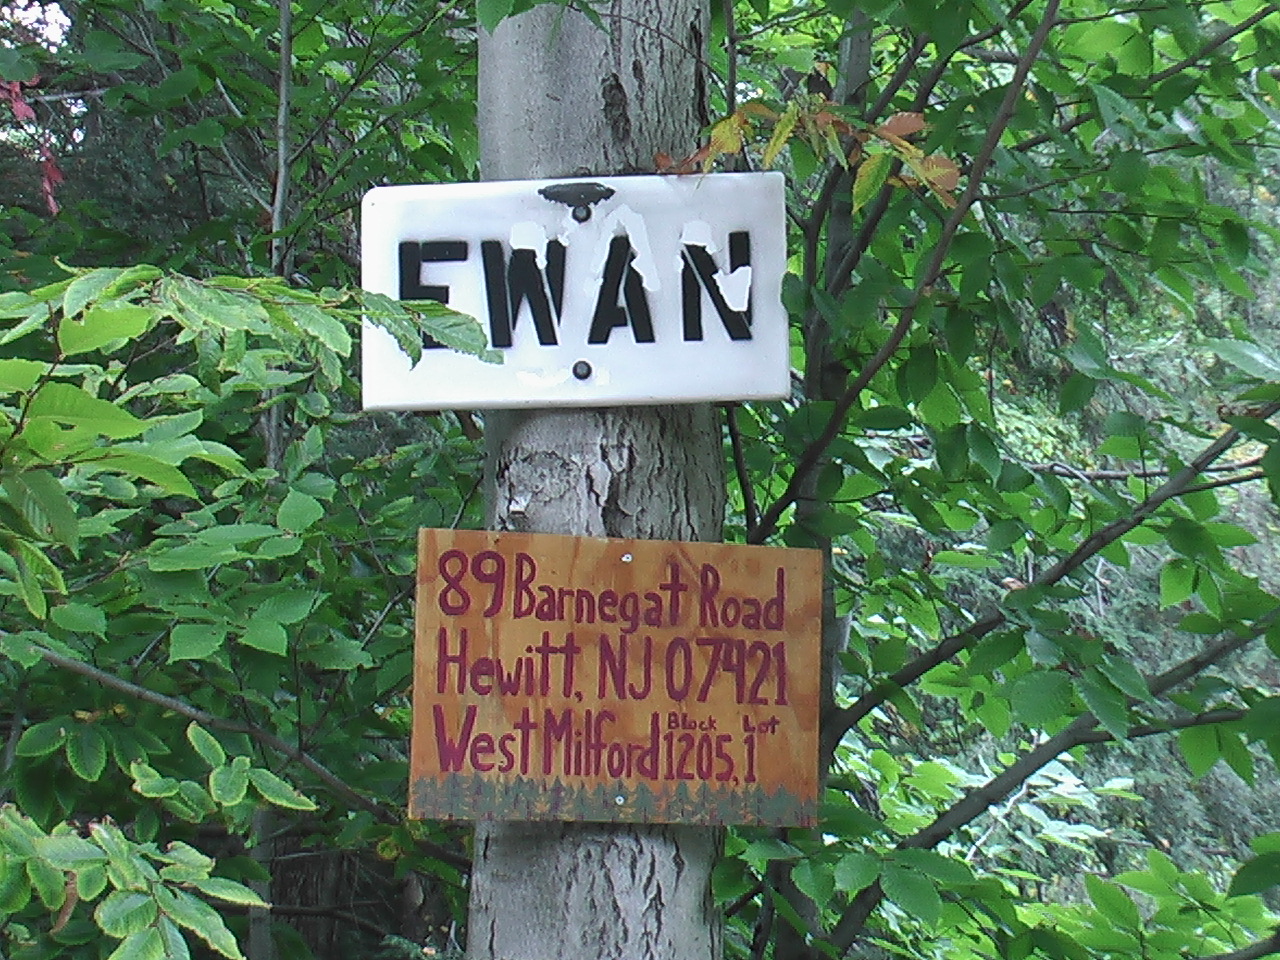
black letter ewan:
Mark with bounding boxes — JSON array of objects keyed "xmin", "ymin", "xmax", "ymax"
[
  {"xmin": 399, "ymin": 240, "xmax": 468, "ymax": 351},
  {"xmin": 481, "ymin": 240, "xmax": 565, "ymax": 347},
  {"xmin": 588, "ymin": 235, "xmax": 655, "ymax": 344},
  {"xmin": 682, "ymin": 231, "xmax": 752, "ymax": 341}
]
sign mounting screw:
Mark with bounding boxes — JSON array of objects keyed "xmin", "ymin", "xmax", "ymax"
[
  {"xmin": 572, "ymin": 360, "xmax": 592, "ymax": 380},
  {"xmin": 539, "ymin": 182, "xmax": 616, "ymax": 224}
]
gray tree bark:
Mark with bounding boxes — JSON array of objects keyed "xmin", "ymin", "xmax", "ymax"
[{"xmin": 467, "ymin": 4, "xmax": 723, "ymax": 960}]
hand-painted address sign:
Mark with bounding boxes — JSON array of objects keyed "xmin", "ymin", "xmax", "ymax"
[
  {"xmin": 410, "ymin": 529, "xmax": 821, "ymax": 826},
  {"xmin": 361, "ymin": 172, "xmax": 788, "ymax": 410}
]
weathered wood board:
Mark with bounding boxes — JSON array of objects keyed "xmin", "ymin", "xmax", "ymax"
[{"xmin": 409, "ymin": 529, "xmax": 822, "ymax": 826}]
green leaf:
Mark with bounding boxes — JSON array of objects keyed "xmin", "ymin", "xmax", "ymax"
[
  {"xmin": 1159, "ymin": 558, "xmax": 1196, "ymax": 607},
  {"xmin": 284, "ymin": 303, "xmax": 351, "ymax": 356},
  {"xmin": 1228, "ymin": 852, "xmax": 1280, "ymax": 897},
  {"xmin": 158, "ymin": 888, "xmax": 244, "ymax": 960},
  {"xmin": 476, "ymin": 0, "xmax": 515, "ymax": 32},
  {"xmin": 27, "ymin": 856, "xmax": 66, "ymax": 909},
  {"xmin": 889, "ymin": 848, "xmax": 973, "ymax": 886},
  {"xmin": 26, "ymin": 382, "xmax": 146, "ymax": 439},
  {"xmin": 238, "ymin": 618, "xmax": 287, "ymax": 656},
  {"xmin": 59, "ymin": 304, "xmax": 156, "ymax": 356},
  {"xmin": 791, "ymin": 859, "xmax": 835, "ymax": 906},
  {"xmin": 96, "ymin": 890, "xmax": 159, "ymax": 938},
  {"xmin": 163, "ymin": 276, "xmax": 270, "ymax": 333},
  {"xmin": 130, "ymin": 761, "xmax": 180, "ymax": 799},
  {"xmin": 186, "ymin": 724, "xmax": 226, "ymax": 768},
  {"xmin": 248, "ymin": 768, "xmax": 317, "ymax": 810},
  {"xmin": 1205, "ymin": 338, "xmax": 1280, "ymax": 381},
  {"xmin": 1178, "ymin": 724, "xmax": 1220, "ymax": 778},
  {"xmin": 0, "ymin": 46, "xmax": 36, "ymax": 81},
  {"xmin": 2, "ymin": 469, "xmax": 79, "ymax": 552},
  {"xmin": 1006, "ymin": 670, "xmax": 1074, "ymax": 729},
  {"xmin": 880, "ymin": 865, "xmax": 941, "ymax": 926},
  {"xmin": 188, "ymin": 877, "xmax": 267, "ymax": 908},
  {"xmin": 0, "ymin": 854, "xmax": 32, "ymax": 912},
  {"xmin": 209, "ymin": 757, "xmax": 250, "ymax": 806},
  {"xmin": 63, "ymin": 268, "xmax": 125, "ymax": 318},
  {"xmin": 1085, "ymin": 874, "xmax": 1140, "ymax": 929},
  {"xmin": 16, "ymin": 719, "xmax": 69, "ymax": 757},
  {"xmin": 1076, "ymin": 671, "xmax": 1130, "ymax": 740},
  {"xmin": 156, "ymin": 917, "xmax": 191, "ymax": 960},
  {"xmin": 361, "ymin": 292, "xmax": 497, "ymax": 364},
  {"xmin": 168, "ymin": 625, "xmax": 227, "ymax": 663},
  {"xmin": 36, "ymin": 834, "xmax": 107, "ymax": 870},
  {"xmin": 834, "ymin": 852, "xmax": 880, "ymax": 894},
  {"xmin": 51, "ymin": 602, "xmax": 107, "ymax": 636},
  {"xmin": 106, "ymin": 926, "xmax": 166, "ymax": 960},
  {"xmin": 0, "ymin": 357, "xmax": 48, "ymax": 392},
  {"xmin": 1098, "ymin": 654, "xmax": 1151, "ymax": 702},
  {"xmin": 66, "ymin": 724, "xmax": 108, "ymax": 781},
  {"xmin": 1059, "ymin": 373, "xmax": 1096, "ymax": 414},
  {"xmin": 276, "ymin": 489, "xmax": 324, "ymax": 533},
  {"xmin": 853, "ymin": 152, "xmax": 892, "ymax": 214}
]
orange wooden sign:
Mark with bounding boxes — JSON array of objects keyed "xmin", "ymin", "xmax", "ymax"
[{"xmin": 409, "ymin": 529, "xmax": 821, "ymax": 826}]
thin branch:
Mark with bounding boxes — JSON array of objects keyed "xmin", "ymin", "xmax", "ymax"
[
  {"xmin": 1151, "ymin": 4, "xmax": 1280, "ymax": 84},
  {"xmin": 750, "ymin": 0, "xmax": 1062, "ymax": 546},
  {"xmin": 822, "ymin": 402, "xmax": 1280, "ymax": 760},
  {"xmin": 1031, "ymin": 455, "xmax": 1264, "ymax": 482},
  {"xmin": 825, "ymin": 625, "xmax": 1271, "ymax": 955},
  {"xmin": 1015, "ymin": 4, "xmax": 1280, "ymax": 153},
  {"xmin": 1072, "ymin": 707, "xmax": 1247, "ymax": 746},
  {"xmin": 725, "ymin": 404, "xmax": 761, "ymax": 531},
  {"xmin": 1197, "ymin": 930, "xmax": 1280, "ymax": 960},
  {"xmin": 12, "ymin": 635, "xmax": 468, "ymax": 871}
]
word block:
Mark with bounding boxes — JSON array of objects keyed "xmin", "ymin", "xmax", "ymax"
[{"xmin": 410, "ymin": 530, "xmax": 822, "ymax": 825}]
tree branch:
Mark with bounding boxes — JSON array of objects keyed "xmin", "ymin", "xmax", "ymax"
[
  {"xmin": 1015, "ymin": 4, "xmax": 1280, "ymax": 153},
  {"xmin": 1031, "ymin": 455, "xmax": 1264, "ymax": 482},
  {"xmin": 725, "ymin": 404, "xmax": 761, "ymax": 531},
  {"xmin": 822, "ymin": 402, "xmax": 1280, "ymax": 760},
  {"xmin": 825, "ymin": 624, "xmax": 1272, "ymax": 956},
  {"xmin": 1197, "ymin": 930, "xmax": 1280, "ymax": 960},
  {"xmin": 11, "ymin": 636, "xmax": 469, "ymax": 871},
  {"xmin": 750, "ymin": 0, "xmax": 1063, "ymax": 546}
]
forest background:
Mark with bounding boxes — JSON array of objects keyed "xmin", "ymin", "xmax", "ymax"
[{"xmin": 1, "ymin": 0, "xmax": 1280, "ymax": 958}]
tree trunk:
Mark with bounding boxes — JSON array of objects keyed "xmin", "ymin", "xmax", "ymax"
[{"xmin": 467, "ymin": 4, "xmax": 723, "ymax": 960}]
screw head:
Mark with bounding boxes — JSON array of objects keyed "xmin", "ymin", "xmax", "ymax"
[
  {"xmin": 572, "ymin": 205, "xmax": 591, "ymax": 222},
  {"xmin": 572, "ymin": 360, "xmax": 592, "ymax": 380}
]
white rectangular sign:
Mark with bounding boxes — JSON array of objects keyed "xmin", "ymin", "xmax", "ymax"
[{"xmin": 361, "ymin": 172, "xmax": 789, "ymax": 410}]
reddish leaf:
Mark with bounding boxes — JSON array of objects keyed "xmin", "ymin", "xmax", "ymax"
[
  {"xmin": 1, "ymin": 81, "xmax": 36, "ymax": 122},
  {"xmin": 876, "ymin": 112, "xmax": 926, "ymax": 139}
]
